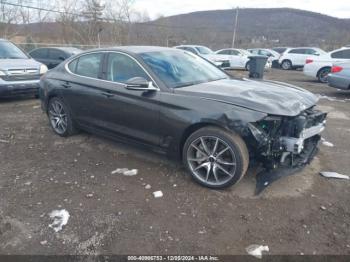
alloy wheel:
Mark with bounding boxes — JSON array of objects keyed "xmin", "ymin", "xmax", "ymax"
[
  {"xmin": 319, "ymin": 68, "xmax": 330, "ymax": 83},
  {"xmin": 48, "ymin": 100, "xmax": 68, "ymax": 135},
  {"xmin": 187, "ymin": 136, "xmax": 237, "ymax": 186},
  {"xmin": 282, "ymin": 61, "xmax": 291, "ymax": 70}
]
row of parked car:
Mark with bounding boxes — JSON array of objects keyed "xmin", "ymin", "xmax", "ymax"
[
  {"xmin": 0, "ymin": 38, "xmax": 349, "ymax": 98},
  {"xmin": 175, "ymin": 44, "xmax": 350, "ymax": 89}
]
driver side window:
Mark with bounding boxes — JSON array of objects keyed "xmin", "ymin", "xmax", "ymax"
[{"xmin": 106, "ymin": 53, "xmax": 150, "ymax": 83}]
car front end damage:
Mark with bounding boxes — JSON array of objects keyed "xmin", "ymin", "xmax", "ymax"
[{"xmin": 245, "ymin": 106, "xmax": 327, "ymax": 193}]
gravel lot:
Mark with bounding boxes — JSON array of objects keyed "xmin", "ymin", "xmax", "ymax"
[{"xmin": 0, "ymin": 69, "xmax": 349, "ymax": 256}]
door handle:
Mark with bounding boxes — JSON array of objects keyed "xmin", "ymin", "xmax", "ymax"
[
  {"xmin": 62, "ymin": 82, "xmax": 71, "ymax": 88},
  {"xmin": 101, "ymin": 92, "xmax": 114, "ymax": 98}
]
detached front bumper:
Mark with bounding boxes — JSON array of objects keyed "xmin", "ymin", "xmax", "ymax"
[{"xmin": 0, "ymin": 81, "xmax": 40, "ymax": 97}]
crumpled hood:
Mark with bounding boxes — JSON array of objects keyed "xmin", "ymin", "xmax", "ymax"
[
  {"xmin": 175, "ymin": 78, "xmax": 318, "ymax": 116},
  {"xmin": 0, "ymin": 58, "xmax": 42, "ymax": 70}
]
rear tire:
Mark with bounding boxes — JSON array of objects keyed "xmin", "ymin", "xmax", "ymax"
[
  {"xmin": 182, "ymin": 126, "xmax": 249, "ymax": 189},
  {"xmin": 317, "ymin": 67, "xmax": 331, "ymax": 83},
  {"xmin": 281, "ymin": 60, "xmax": 292, "ymax": 70},
  {"xmin": 47, "ymin": 97, "xmax": 78, "ymax": 137},
  {"xmin": 245, "ymin": 62, "xmax": 251, "ymax": 71}
]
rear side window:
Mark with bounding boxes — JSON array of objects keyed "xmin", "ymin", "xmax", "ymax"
[
  {"xmin": 331, "ymin": 50, "xmax": 350, "ymax": 59},
  {"xmin": 230, "ymin": 50, "xmax": 240, "ymax": 56},
  {"xmin": 49, "ymin": 49, "xmax": 65, "ymax": 60},
  {"xmin": 30, "ymin": 49, "xmax": 48, "ymax": 59},
  {"xmin": 68, "ymin": 53, "xmax": 103, "ymax": 79},
  {"xmin": 217, "ymin": 50, "xmax": 230, "ymax": 55},
  {"xmin": 184, "ymin": 47, "xmax": 197, "ymax": 54},
  {"xmin": 289, "ymin": 49, "xmax": 305, "ymax": 54},
  {"xmin": 68, "ymin": 59, "xmax": 78, "ymax": 73},
  {"xmin": 106, "ymin": 53, "xmax": 150, "ymax": 83},
  {"xmin": 305, "ymin": 49, "xmax": 317, "ymax": 55}
]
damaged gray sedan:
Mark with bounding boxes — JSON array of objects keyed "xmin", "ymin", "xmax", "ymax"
[{"xmin": 39, "ymin": 47, "xmax": 327, "ymax": 192}]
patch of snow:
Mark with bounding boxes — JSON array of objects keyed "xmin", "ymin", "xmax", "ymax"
[
  {"xmin": 317, "ymin": 94, "xmax": 346, "ymax": 103},
  {"xmin": 0, "ymin": 139, "xmax": 9, "ymax": 143},
  {"xmin": 145, "ymin": 184, "xmax": 151, "ymax": 189},
  {"xmin": 48, "ymin": 209, "xmax": 70, "ymax": 232},
  {"xmin": 320, "ymin": 172, "xmax": 349, "ymax": 180},
  {"xmin": 322, "ymin": 141, "xmax": 334, "ymax": 147},
  {"xmin": 111, "ymin": 168, "xmax": 138, "ymax": 176},
  {"xmin": 246, "ymin": 244, "xmax": 269, "ymax": 259},
  {"xmin": 153, "ymin": 191, "xmax": 163, "ymax": 198}
]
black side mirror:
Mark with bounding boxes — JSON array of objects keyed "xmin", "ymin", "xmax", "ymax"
[
  {"xmin": 58, "ymin": 56, "xmax": 66, "ymax": 61},
  {"xmin": 125, "ymin": 77, "xmax": 158, "ymax": 91}
]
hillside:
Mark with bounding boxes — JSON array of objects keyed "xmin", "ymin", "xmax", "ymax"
[
  {"xmin": 3, "ymin": 8, "xmax": 350, "ymax": 50},
  {"xmin": 140, "ymin": 8, "xmax": 350, "ymax": 50}
]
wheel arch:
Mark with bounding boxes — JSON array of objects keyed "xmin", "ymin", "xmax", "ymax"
[
  {"xmin": 316, "ymin": 66, "xmax": 331, "ymax": 77},
  {"xmin": 282, "ymin": 59, "xmax": 292, "ymax": 65}
]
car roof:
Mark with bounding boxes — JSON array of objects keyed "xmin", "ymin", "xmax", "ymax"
[
  {"xmin": 30, "ymin": 47, "xmax": 82, "ymax": 53},
  {"xmin": 287, "ymin": 47, "xmax": 321, "ymax": 50},
  {"xmin": 175, "ymin": 45, "xmax": 207, "ymax": 48},
  {"xmin": 88, "ymin": 46, "xmax": 179, "ymax": 54}
]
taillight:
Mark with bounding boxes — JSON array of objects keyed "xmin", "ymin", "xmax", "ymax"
[
  {"xmin": 331, "ymin": 66, "xmax": 343, "ymax": 73},
  {"xmin": 305, "ymin": 59, "xmax": 313, "ymax": 64}
]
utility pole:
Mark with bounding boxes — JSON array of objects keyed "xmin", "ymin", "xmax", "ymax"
[{"xmin": 232, "ymin": 7, "xmax": 239, "ymax": 48}]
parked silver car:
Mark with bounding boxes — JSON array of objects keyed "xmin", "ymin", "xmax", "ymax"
[
  {"xmin": 328, "ymin": 62, "xmax": 350, "ymax": 90},
  {"xmin": 0, "ymin": 39, "xmax": 47, "ymax": 97}
]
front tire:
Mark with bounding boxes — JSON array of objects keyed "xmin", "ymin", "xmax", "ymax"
[
  {"xmin": 47, "ymin": 97, "xmax": 77, "ymax": 137},
  {"xmin": 183, "ymin": 127, "xmax": 249, "ymax": 189},
  {"xmin": 245, "ymin": 61, "xmax": 251, "ymax": 71},
  {"xmin": 281, "ymin": 60, "xmax": 292, "ymax": 70},
  {"xmin": 317, "ymin": 67, "xmax": 331, "ymax": 83}
]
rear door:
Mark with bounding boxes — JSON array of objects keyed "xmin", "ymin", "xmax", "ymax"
[
  {"xmin": 62, "ymin": 52, "xmax": 106, "ymax": 127},
  {"xmin": 288, "ymin": 48, "xmax": 306, "ymax": 66}
]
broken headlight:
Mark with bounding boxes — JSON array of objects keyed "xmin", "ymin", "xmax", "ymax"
[{"xmin": 247, "ymin": 116, "xmax": 282, "ymax": 146}]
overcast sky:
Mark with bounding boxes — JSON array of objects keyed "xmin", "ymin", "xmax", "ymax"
[{"xmin": 133, "ymin": 0, "xmax": 350, "ymax": 19}]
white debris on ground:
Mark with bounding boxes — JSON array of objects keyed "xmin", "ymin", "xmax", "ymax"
[
  {"xmin": 321, "ymin": 137, "xmax": 334, "ymax": 147},
  {"xmin": 246, "ymin": 244, "xmax": 269, "ymax": 259},
  {"xmin": 322, "ymin": 141, "xmax": 334, "ymax": 147},
  {"xmin": 320, "ymin": 172, "xmax": 349, "ymax": 180},
  {"xmin": 317, "ymin": 94, "xmax": 347, "ymax": 103},
  {"xmin": 153, "ymin": 191, "xmax": 163, "ymax": 198},
  {"xmin": 145, "ymin": 184, "xmax": 151, "ymax": 189},
  {"xmin": 111, "ymin": 168, "xmax": 138, "ymax": 176},
  {"xmin": 48, "ymin": 209, "xmax": 70, "ymax": 232},
  {"xmin": 0, "ymin": 139, "xmax": 10, "ymax": 143}
]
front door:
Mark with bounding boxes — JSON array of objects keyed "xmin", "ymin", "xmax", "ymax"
[{"xmin": 96, "ymin": 52, "xmax": 161, "ymax": 146}]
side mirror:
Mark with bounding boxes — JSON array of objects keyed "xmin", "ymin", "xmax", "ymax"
[
  {"xmin": 58, "ymin": 56, "xmax": 66, "ymax": 61},
  {"xmin": 125, "ymin": 77, "xmax": 158, "ymax": 91},
  {"xmin": 314, "ymin": 53, "xmax": 320, "ymax": 56}
]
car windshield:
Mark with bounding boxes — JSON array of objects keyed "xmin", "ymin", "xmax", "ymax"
[
  {"xmin": 140, "ymin": 50, "xmax": 229, "ymax": 88},
  {"xmin": 0, "ymin": 41, "xmax": 28, "ymax": 59},
  {"xmin": 267, "ymin": 49, "xmax": 280, "ymax": 57},
  {"xmin": 194, "ymin": 46, "xmax": 214, "ymax": 55}
]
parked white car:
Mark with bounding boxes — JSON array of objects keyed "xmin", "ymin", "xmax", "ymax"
[
  {"xmin": 278, "ymin": 47, "xmax": 327, "ymax": 70},
  {"xmin": 174, "ymin": 45, "xmax": 230, "ymax": 68},
  {"xmin": 248, "ymin": 48, "xmax": 280, "ymax": 68},
  {"xmin": 215, "ymin": 48, "xmax": 252, "ymax": 70},
  {"xmin": 303, "ymin": 47, "xmax": 350, "ymax": 83}
]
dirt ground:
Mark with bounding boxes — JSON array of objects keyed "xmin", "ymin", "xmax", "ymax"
[{"xmin": 0, "ymin": 69, "xmax": 349, "ymax": 256}]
